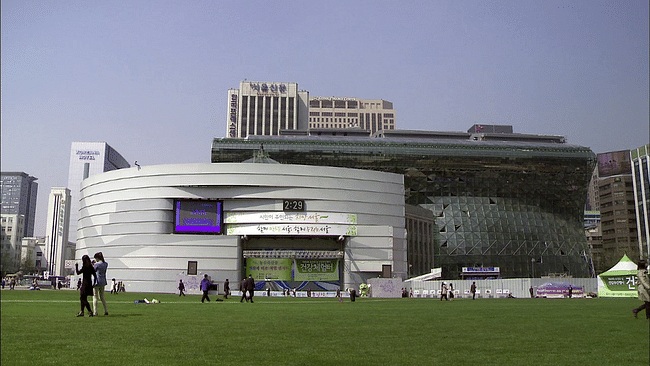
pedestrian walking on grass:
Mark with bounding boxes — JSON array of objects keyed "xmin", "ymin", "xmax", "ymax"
[
  {"xmin": 223, "ymin": 279, "xmax": 230, "ymax": 299},
  {"xmin": 440, "ymin": 282, "xmax": 448, "ymax": 301},
  {"xmin": 200, "ymin": 275, "xmax": 211, "ymax": 303},
  {"xmin": 633, "ymin": 260, "xmax": 650, "ymax": 319},
  {"xmin": 471, "ymin": 282, "xmax": 477, "ymax": 300},
  {"xmin": 75, "ymin": 255, "xmax": 96, "ymax": 317},
  {"xmin": 92, "ymin": 252, "xmax": 109, "ymax": 316},
  {"xmin": 349, "ymin": 287, "xmax": 358, "ymax": 302},
  {"xmin": 240, "ymin": 278, "xmax": 248, "ymax": 302},
  {"xmin": 178, "ymin": 279, "xmax": 186, "ymax": 296},
  {"xmin": 246, "ymin": 275, "xmax": 255, "ymax": 303}
]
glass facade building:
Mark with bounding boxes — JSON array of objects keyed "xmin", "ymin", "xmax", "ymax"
[{"xmin": 211, "ymin": 129, "xmax": 596, "ymax": 279}]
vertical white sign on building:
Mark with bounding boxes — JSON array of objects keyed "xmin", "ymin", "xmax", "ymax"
[{"xmin": 45, "ymin": 187, "xmax": 70, "ymax": 277}]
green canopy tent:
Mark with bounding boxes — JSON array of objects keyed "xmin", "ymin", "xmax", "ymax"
[{"xmin": 597, "ymin": 254, "xmax": 639, "ymax": 298}]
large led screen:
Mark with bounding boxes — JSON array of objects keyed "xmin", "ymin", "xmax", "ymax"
[{"xmin": 174, "ymin": 200, "xmax": 223, "ymax": 234}]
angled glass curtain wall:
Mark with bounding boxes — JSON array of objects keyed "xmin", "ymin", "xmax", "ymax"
[{"xmin": 212, "ymin": 137, "xmax": 596, "ymax": 278}]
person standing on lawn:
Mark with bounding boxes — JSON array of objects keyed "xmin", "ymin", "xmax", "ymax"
[
  {"xmin": 178, "ymin": 279, "xmax": 186, "ymax": 296},
  {"xmin": 75, "ymin": 255, "xmax": 96, "ymax": 317},
  {"xmin": 471, "ymin": 282, "xmax": 477, "ymax": 300},
  {"xmin": 223, "ymin": 279, "xmax": 230, "ymax": 299},
  {"xmin": 240, "ymin": 277, "xmax": 248, "ymax": 302},
  {"xmin": 246, "ymin": 275, "xmax": 255, "ymax": 303},
  {"xmin": 349, "ymin": 287, "xmax": 358, "ymax": 302},
  {"xmin": 200, "ymin": 274, "xmax": 211, "ymax": 303},
  {"xmin": 92, "ymin": 252, "xmax": 109, "ymax": 316},
  {"xmin": 633, "ymin": 260, "xmax": 650, "ymax": 319},
  {"xmin": 440, "ymin": 282, "xmax": 448, "ymax": 301}
]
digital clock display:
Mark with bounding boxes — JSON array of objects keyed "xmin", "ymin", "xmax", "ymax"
[{"xmin": 283, "ymin": 199, "xmax": 305, "ymax": 211}]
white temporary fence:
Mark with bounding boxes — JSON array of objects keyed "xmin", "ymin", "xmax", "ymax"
[{"xmin": 405, "ymin": 278, "xmax": 597, "ymax": 299}]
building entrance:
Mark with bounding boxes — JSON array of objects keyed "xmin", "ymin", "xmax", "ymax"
[{"xmin": 242, "ymin": 236, "xmax": 344, "ymax": 292}]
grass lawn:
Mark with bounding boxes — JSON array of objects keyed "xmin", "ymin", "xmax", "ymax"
[{"xmin": 1, "ymin": 289, "xmax": 648, "ymax": 366}]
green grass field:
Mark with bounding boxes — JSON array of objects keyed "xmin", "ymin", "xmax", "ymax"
[{"xmin": 1, "ymin": 289, "xmax": 648, "ymax": 366}]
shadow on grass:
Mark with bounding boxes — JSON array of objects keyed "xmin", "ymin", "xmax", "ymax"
[{"xmin": 98, "ymin": 313, "xmax": 145, "ymax": 318}]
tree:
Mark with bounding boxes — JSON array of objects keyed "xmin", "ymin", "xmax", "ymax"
[{"xmin": 20, "ymin": 257, "xmax": 36, "ymax": 275}]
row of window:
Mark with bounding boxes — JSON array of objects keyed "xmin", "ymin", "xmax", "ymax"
[
  {"xmin": 309, "ymin": 111, "xmax": 393, "ymax": 118},
  {"xmin": 1, "ymin": 217, "xmax": 23, "ymax": 223},
  {"xmin": 310, "ymin": 117, "xmax": 358, "ymax": 123},
  {"xmin": 309, "ymin": 117, "xmax": 396, "ymax": 125},
  {"xmin": 309, "ymin": 122, "xmax": 396, "ymax": 130},
  {"xmin": 601, "ymin": 209, "xmax": 636, "ymax": 217},
  {"xmin": 309, "ymin": 100, "xmax": 360, "ymax": 108},
  {"xmin": 310, "ymin": 123, "xmax": 395, "ymax": 130}
]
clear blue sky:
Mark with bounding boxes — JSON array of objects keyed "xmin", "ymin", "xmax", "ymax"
[{"xmin": 2, "ymin": 0, "xmax": 648, "ymax": 236}]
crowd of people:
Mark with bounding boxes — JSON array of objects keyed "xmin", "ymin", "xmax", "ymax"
[
  {"xmin": 2, "ymin": 277, "xmax": 17, "ymax": 290},
  {"xmin": 7, "ymin": 254, "xmax": 650, "ymax": 320},
  {"xmin": 180, "ymin": 276, "xmax": 359, "ymax": 302}
]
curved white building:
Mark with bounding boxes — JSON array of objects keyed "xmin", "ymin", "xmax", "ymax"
[{"xmin": 76, "ymin": 163, "xmax": 406, "ymax": 293}]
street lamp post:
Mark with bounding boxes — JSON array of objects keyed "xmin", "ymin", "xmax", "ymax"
[{"xmin": 531, "ymin": 258, "xmax": 535, "ymax": 278}]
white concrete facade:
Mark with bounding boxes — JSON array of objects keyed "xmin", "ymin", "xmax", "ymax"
[
  {"xmin": 20, "ymin": 236, "xmax": 47, "ymax": 274},
  {"xmin": 76, "ymin": 163, "xmax": 406, "ymax": 294},
  {"xmin": 45, "ymin": 187, "xmax": 72, "ymax": 276},
  {"xmin": 67, "ymin": 142, "xmax": 130, "ymax": 244},
  {"xmin": 631, "ymin": 145, "xmax": 650, "ymax": 260}
]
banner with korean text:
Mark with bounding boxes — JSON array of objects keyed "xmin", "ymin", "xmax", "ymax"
[
  {"xmin": 225, "ymin": 212, "xmax": 357, "ymax": 236},
  {"xmin": 246, "ymin": 258, "xmax": 292, "ymax": 281},
  {"xmin": 293, "ymin": 259, "xmax": 339, "ymax": 281}
]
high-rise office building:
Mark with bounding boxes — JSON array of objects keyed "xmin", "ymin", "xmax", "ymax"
[
  {"xmin": 226, "ymin": 81, "xmax": 310, "ymax": 138},
  {"xmin": 596, "ymin": 150, "xmax": 638, "ymax": 271},
  {"xmin": 1, "ymin": 172, "xmax": 38, "ymax": 237},
  {"xmin": 67, "ymin": 142, "xmax": 130, "ymax": 243},
  {"xmin": 631, "ymin": 144, "xmax": 650, "ymax": 261},
  {"xmin": 45, "ymin": 187, "xmax": 74, "ymax": 276},
  {"xmin": 308, "ymin": 97, "xmax": 396, "ymax": 135},
  {"xmin": 226, "ymin": 81, "xmax": 398, "ymax": 138}
]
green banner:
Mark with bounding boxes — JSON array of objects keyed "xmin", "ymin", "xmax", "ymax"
[
  {"xmin": 293, "ymin": 259, "xmax": 339, "ymax": 281},
  {"xmin": 598, "ymin": 274, "xmax": 639, "ymax": 298},
  {"xmin": 247, "ymin": 258, "xmax": 292, "ymax": 281},
  {"xmin": 602, "ymin": 275, "xmax": 638, "ymax": 292}
]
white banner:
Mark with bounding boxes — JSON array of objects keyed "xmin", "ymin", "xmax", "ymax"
[
  {"xmin": 226, "ymin": 223, "xmax": 357, "ymax": 236},
  {"xmin": 225, "ymin": 212, "xmax": 357, "ymax": 225}
]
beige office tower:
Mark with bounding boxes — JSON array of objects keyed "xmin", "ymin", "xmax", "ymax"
[
  {"xmin": 308, "ymin": 97, "xmax": 396, "ymax": 135},
  {"xmin": 227, "ymin": 81, "xmax": 310, "ymax": 138},
  {"xmin": 596, "ymin": 150, "xmax": 639, "ymax": 271}
]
